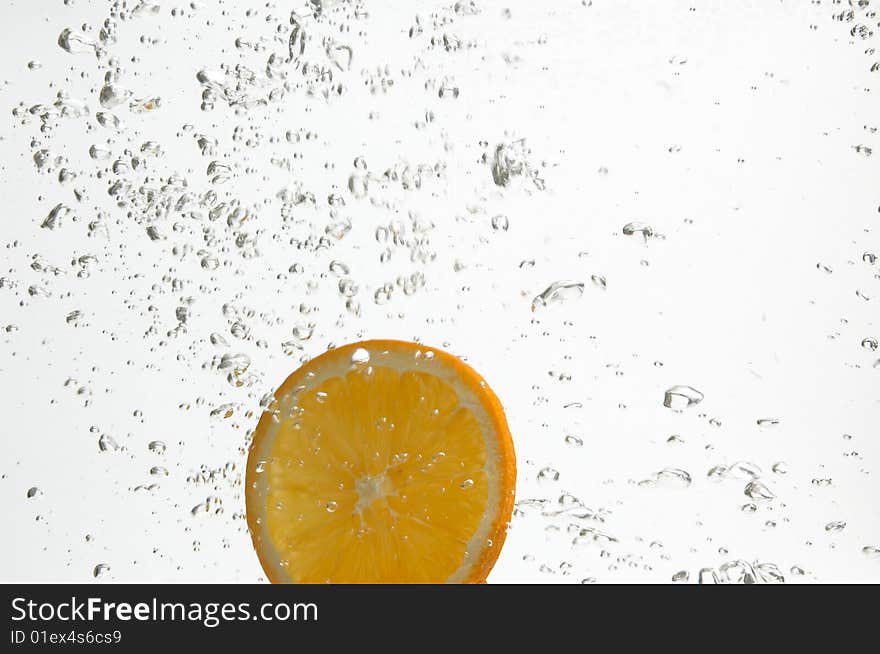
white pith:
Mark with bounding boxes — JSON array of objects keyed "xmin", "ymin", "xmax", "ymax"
[{"xmin": 353, "ymin": 472, "xmax": 394, "ymax": 514}]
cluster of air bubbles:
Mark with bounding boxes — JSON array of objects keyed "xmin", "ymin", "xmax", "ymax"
[
  {"xmin": 682, "ymin": 560, "xmax": 786, "ymax": 584},
  {"xmin": 488, "ymin": 139, "xmax": 546, "ymax": 190}
]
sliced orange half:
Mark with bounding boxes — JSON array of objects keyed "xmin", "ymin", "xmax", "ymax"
[{"xmin": 245, "ymin": 339, "xmax": 516, "ymax": 583}]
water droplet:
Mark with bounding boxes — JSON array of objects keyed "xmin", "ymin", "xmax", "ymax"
[
  {"xmin": 292, "ymin": 323, "xmax": 315, "ymax": 340},
  {"xmin": 755, "ymin": 562, "xmax": 785, "ymax": 584},
  {"xmin": 490, "ymin": 139, "xmax": 542, "ymax": 188},
  {"xmin": 58, "ymin": 28, "xmax": 98, "ymax": 55},
  {"xmin": 531, "ymin": 280, "xmax": 584, "ymax": 311},
  {"xmin": 41, "ymin": 204, "xmax": 74, "ymax": 231},
  {"xmin": 130, "ymin": 96, "xmax": 162, "ymax": 113},
  {"xmin": 663, "ymin": 385, "xmax": 704, "ymax": 410},
  {"xmin": 98, "ymin": 433, "xmax": 119, "ymax": 452},
  {"xmin": 348, "ymin": 173, "xmax": 368, "ymax": 198},
  {"xmin": 327, "ymin": 43, "xmax": 353, "ymax": 71},
  {"xmin": 863, "ymin": 546, "xmax": 880, "ymax": 559},
  {"xmin": 536, "ymin": 466, "xmax": 560, "ymax": 486},
  {"xmin": 93, "ymin": 563, "xmax": 111, "ymax": 578},
  {"xmin": 671, "ymin": 570, "xmax": 689, "ymax": 582},
  {"xmin": 718, "ymin": 560, "xmax": 758, "ymax": 584},
  {"xmin": 728, "ymin": 461, "xmax": 762, "ymax": 480},
  {"xmin": 698, "ymin": 568, "xmax": 720, "ymax": 584},
  {"xmin": 99, "ymin": 84, "xmax": 132, "ymax": 109},
  {"xmin": 622, "ymin": 221, "xmax": 653, "ymax": 241},
  {"xmin": 771, "ymin": 461, "xmax": 789, "ymax": 475},
  {"xmin": 491, "ymin": 214, "xmax": 509, "ymax": 231},
  {"xmin": 88, "ymin": 144, "xmax": 112, "ymax": 160},
  {"xmin": 96, "ymin": 111, "xmax": 124, "ymax": 130},
  {"xmin": 351, "ymin": 348, "xmax": 370, "ymax": 365},
  {"xmin": 744, "ymin": 480, "xmax": 775, "ymax": 502},
  {"xmin": 642, "ymin": 467, "xmax": 692, "ymax": 489}
]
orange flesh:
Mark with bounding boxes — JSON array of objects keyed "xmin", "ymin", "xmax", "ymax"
[{"xmin": 246, "ymin": 340, "xmax": 515, "ymax": 584}]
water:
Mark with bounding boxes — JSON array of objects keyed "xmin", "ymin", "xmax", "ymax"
[{"xmin": 1, "ymin": 0, "xmax": 879, "ymax": 583}]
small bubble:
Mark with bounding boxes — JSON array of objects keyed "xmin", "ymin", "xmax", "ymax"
[
  {"xmin": 148, "ymin": 441, "xmax": 167, "ymax": 455},
  {"xmin": 292, "ymin": 323, "xmax": 315, "ymax": 340},
  {"xmin": 642, "ymin": 467, "xmax": 692, "ymax": 489},
  {"xmin": 622, "ymin": 221, "xmax": 653, "ymax": 241},
  {"xmin": 744, "ymin": 480, "xmax": 775, "ymax": 502},
  {"xmin": 58, "ymin": 28, "xmax": 98, "ymax": 55},
  {"xmin": 863, "ymin": 546, "xmax": 880, "ymax": 559},
  {"xmin": 531, "ymin": 280, "xmax": 584, "ymax": 311},
  {"xmin": 663, "ymin": 385, "xmax": 704, "ymax": 410},
  {"xmin": 536, "ymin": 466, "xmax": 560, "ymax": 486},
  {"xmin": 351, "ymin": 347, "xmax": 371, "ymax": 365},
  {"xmin": 41, "ymin": 204, "xmax": 73, "ymax": 230},
  {"xmin": 98, "ymin": 434, "xmax": 119, "ymax": 452},
  {"xmin": 771, "ymin": 462, "xmax": 789, "ymax": 475},
  {"xmin": 491, "ymin": 214, "xmax": 509, "ymax": 231},
  {"xmin": 99, "ymin": 84, "xmax": 132, "ymax": 109},
  {"xmin": 93, "ymin": 563, "xmax": 111, "ymax": 578},
  {"xmin": 88, "ymin": 144, "xmax": 112, "ymax": 161},
  {"xmin": 671, "ymin": 570, "xmax": 689, "ymax": 582},
  {"xmin": 698, "ymin": 568, "xmax": 720, "ymax": 584}
]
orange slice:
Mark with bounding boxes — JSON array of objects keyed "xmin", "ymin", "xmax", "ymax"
[{"xmin": 245, "ymin": 339, "xmax": 516, "ymax": 583}]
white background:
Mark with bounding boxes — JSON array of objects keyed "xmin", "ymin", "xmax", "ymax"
[{"xmin": 1, "ymin": 0, "xmax": 878, "ymax": 583}]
